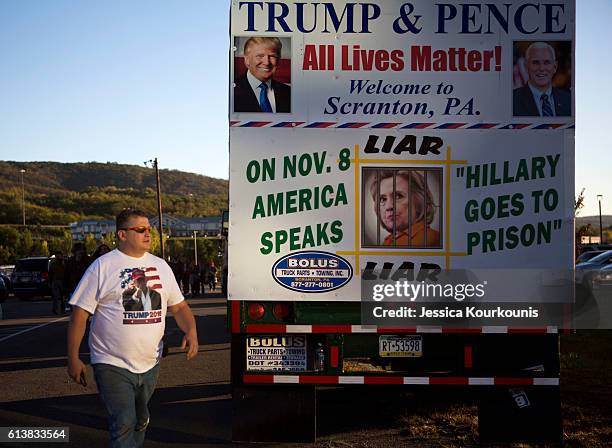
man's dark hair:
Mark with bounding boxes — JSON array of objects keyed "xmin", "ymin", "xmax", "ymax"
[{"xmin": 116, "ymin": 208, "xmax": 148, "ymax": 230}]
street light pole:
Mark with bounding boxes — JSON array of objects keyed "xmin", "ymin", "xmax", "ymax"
[
  {"xmin": 145, "ymin": 158, "xmax": 165, "ymax": 260},
  {"xmin": 598, "ymin": 194, "xmax": 604, "ymax": 244},
  {"xmin": 154, "ymin": 158, "xmax": 166, "ymax": 260},
  {"xmin": 20, "ymin": 169, "xmax": 26, "ymax": 226},
  {"xmin": 193, "ymin": 230, "xmax": 198, "ymax": 266}
]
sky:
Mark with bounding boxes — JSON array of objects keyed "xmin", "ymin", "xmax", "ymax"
[{"xmin": 0, "ymin": 0, "xmax": 609, "ymax": 217}]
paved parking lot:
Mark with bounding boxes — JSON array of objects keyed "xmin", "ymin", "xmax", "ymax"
[{"xmin": 0, "ymin": 294, "xmax": 235, "ymax": 447}]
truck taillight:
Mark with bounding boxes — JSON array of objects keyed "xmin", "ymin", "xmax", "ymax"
[
  {"xmin": 41, "ymin": 272, "xmax": 49, "ymax": 281},
  {"xmin": 272, "ymin": 303, "xmax": 290, "ymax": 320},
  {"xmin": 330, "ymin": 345, "xmax": 339, "ymax": 368},
  {"xmin": 248, "ymin": 303, "xmax": 265, "ymax": 320}
]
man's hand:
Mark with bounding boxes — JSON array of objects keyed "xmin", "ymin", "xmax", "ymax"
[
  {"xmin": 67, "ymin": 306, "xmax": 91, "ymax": 386},
  {"xmin": 180, "ymin": 331, "xmax": 199, "ymax": 360},
  {"xmin": 169, "ymin": 300, "xmax": 199, "ymax": 360},
  {"xmin": 68, "ymin": 357, "xmax": 87, "ymax": 386}
]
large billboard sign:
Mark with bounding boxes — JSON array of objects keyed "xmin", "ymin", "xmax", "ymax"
[{"xmin": 228, "ymin": 0, "xmax": 575, "ymax": 310}]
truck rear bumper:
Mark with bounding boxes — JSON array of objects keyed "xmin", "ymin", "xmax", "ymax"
[{"xmin": 243, "ymin": 374, "xmax": 559, "ymax": 386}]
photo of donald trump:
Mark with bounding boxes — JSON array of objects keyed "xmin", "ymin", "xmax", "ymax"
[
  {"xmin": 233, "ymin": 36, "xmax": 291, "ymax": 113},
  {"xmin": 122, "ymin": 269, "xmax": 162, "ymax": 312}
]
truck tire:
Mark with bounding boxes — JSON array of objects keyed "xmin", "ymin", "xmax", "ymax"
[{"xmin": 232, "ymin": 385, "xmax": 316, "ymax": 442}]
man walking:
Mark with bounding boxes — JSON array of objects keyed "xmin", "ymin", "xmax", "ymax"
[
  {"xmin": 49, "ymin": 252, "xmax": 66, "ymax": 314},
  {"xmin": 67, "ymin": 208, "xmax": 198, "ymax": 447}
]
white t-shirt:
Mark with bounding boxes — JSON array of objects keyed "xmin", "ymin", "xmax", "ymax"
[{"xmin": 69, "ymin": 249, "xmax": 184, "ymax": 373}]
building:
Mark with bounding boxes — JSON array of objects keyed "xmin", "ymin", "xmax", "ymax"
[
  {"xmin": 150, "ymin": 215, "xmax": 222, "ymax": 237},
  {"xmin": 70, "ymin": 215, "xmax": 222, "ymax": 241},
  {"xmin": 69, "ymin": 220, "xmax": 115, "ymax": 241},
  {"xmin": 581, "ymin": 235, "xmax": 601, "ymax": 244}
]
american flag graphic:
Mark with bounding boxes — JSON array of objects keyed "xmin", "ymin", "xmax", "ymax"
[
  {"xmin": 143, "ymin": 267, "xmax": 162, "ymax": 290},
  {"xmin": 119, "ymin": 267, "xmax": 163, "ymax": 290}
]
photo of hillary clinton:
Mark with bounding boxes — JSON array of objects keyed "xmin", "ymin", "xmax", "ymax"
[{"xmin": 363, "ymin": 169, "xmax": 442, "ymax": 248}]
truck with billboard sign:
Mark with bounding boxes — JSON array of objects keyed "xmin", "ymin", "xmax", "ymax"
[{"xmin": 228, "ymin": 0, "xmax": 574, "ymax": 442}]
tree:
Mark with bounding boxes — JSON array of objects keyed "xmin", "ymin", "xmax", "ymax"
[
  {"xmin": 48, "ymin": 235, "xmax": 66, "ymax": 256},
  {"xmin": 150, "ymin": 227, "xmax": 161, "ymax": 256},
  {"xmin": 101, "ymin": 231, "xmax": 116, "ymax": 250},
  {"xmin": 58, "ymin": 230, "xmax": 73, "ymax": 254},
  {"xmin": 574, "ymin": 188, "xmax": 588, "ymax": 253},
  {"xmin": 40, "ymin": 240, "xmax": 50, "ymax": 257},
  {"xmin": 84, "ymin": 233, "xmax": 97, "ymax": 255},
  {"xmin": 168, "ymin": 239, "xmax": 185, "ymax": 262},
  {"xmin": 0, "ymin": 226, "xmax": 19, "ymax": 248},
  {"xmin": 197, "ymin": 239, "xmax": 220, "ymax": 266},
  {"xmin": 17, "ymin": 230, "xmax": 34, "ymax": 258},
  {"xmin": 0, "ymin": 245, "xmax": 12, "ymax": 264},
  {"xmin": 575, "ymin": 188, "xmax": 585, "ymax": 217}
]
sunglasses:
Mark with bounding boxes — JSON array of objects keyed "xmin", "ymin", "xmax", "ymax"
[{"xmin": 119, "ymin": 226, "xmax": 152, "ymax": 234}]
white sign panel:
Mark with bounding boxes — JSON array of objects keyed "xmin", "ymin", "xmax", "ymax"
[{"xmin": 228, "ymin": 0, "xmax": 575, "ymax": 302}]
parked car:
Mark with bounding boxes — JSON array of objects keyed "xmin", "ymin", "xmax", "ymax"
[
  {"xmin": 0, "ymin": 272, "xmax": 11, "ymax": 293},
  {"xmin": 575, "ymin": 250, "xmax": 612, "ymax": 289},
  {"xmin": 579, "ymin": 244, "xmax": 612, "ymax": 254},
  {"xmin": 0, "ymin": 276, "xmax": 8, "ymax": 302},
  {"xmin": 576, "ymin": 250, "xmax": 606, "ymax": 264},
  {"xmin": 593, "ymin": 264, "xmax": 612, "ymax": 289},
  {"xmin": 10, "ymin": 257, "xmax": 53, "ymax": 300}
]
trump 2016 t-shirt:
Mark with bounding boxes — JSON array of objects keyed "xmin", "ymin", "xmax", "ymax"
[{"xmin": 69, "ymin": 249, "xmax": 184, "ymax": 373}]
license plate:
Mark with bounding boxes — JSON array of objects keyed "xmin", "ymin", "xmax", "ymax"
[{"xmin": 379, "ymin": 335, "xmax": 422, "ymax": 357}]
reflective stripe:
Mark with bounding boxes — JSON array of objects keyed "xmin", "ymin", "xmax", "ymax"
[
  {"xmin": 339, "ymin": 376, "xmax": 364, "ymax": 384},
  {"xmin": 274, "ymin": 375, "xmax": 300, "ymax": 384},
  {"xmin": 286, "ymin": 325, "xmax": 312, "ymax": 333},
  {"xmin": 534, "ymin": 377, "xmax": 560, "ymax": 386},
  {"xmin": 469, "ymin": 377, "xmax": 494, "ymax": 385},
  {"xmin": 404, "ymin": 377, "xmax": 430, "ymax": 385}
]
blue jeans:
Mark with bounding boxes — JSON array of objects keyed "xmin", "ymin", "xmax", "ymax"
[{"xmin": 93, "ymin": 363, "xmax": 160, "ymax": 448}]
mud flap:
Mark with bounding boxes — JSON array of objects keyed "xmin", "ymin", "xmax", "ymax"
[
  {"xmin": 478, "ymin": 386, "xmax": 562, "ymax": 444},
  {"xmin": 232, "ymin": 385, "xmax": 316, "ymax": 442}
]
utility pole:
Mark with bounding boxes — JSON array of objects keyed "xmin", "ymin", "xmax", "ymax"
[
  {"xmin": 193, "ymin": 230, "xmax": 198, "ymax": 265},
  {"xmin": 598, "ymin": 194, "xmax": 604, "ymax": 244},
  {"xmin": 154, "ymin": 158, "xmax": 165, "ymax": 260},
  {"xmin": 20, "ymin": 169, "xmax": 26, "ymax": 226},
  {"xmin": 146, "ymin": 158, "xmax": 165, "ymax": 260}
]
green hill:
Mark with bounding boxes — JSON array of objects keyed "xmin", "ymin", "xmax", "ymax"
[
  {"xmin": 576, "ymin": 215, "xmax": 612, "ymax": 229},
  {"xmin": 0, "ymin": 161, "xmax": 228, "ymax": 225}
]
